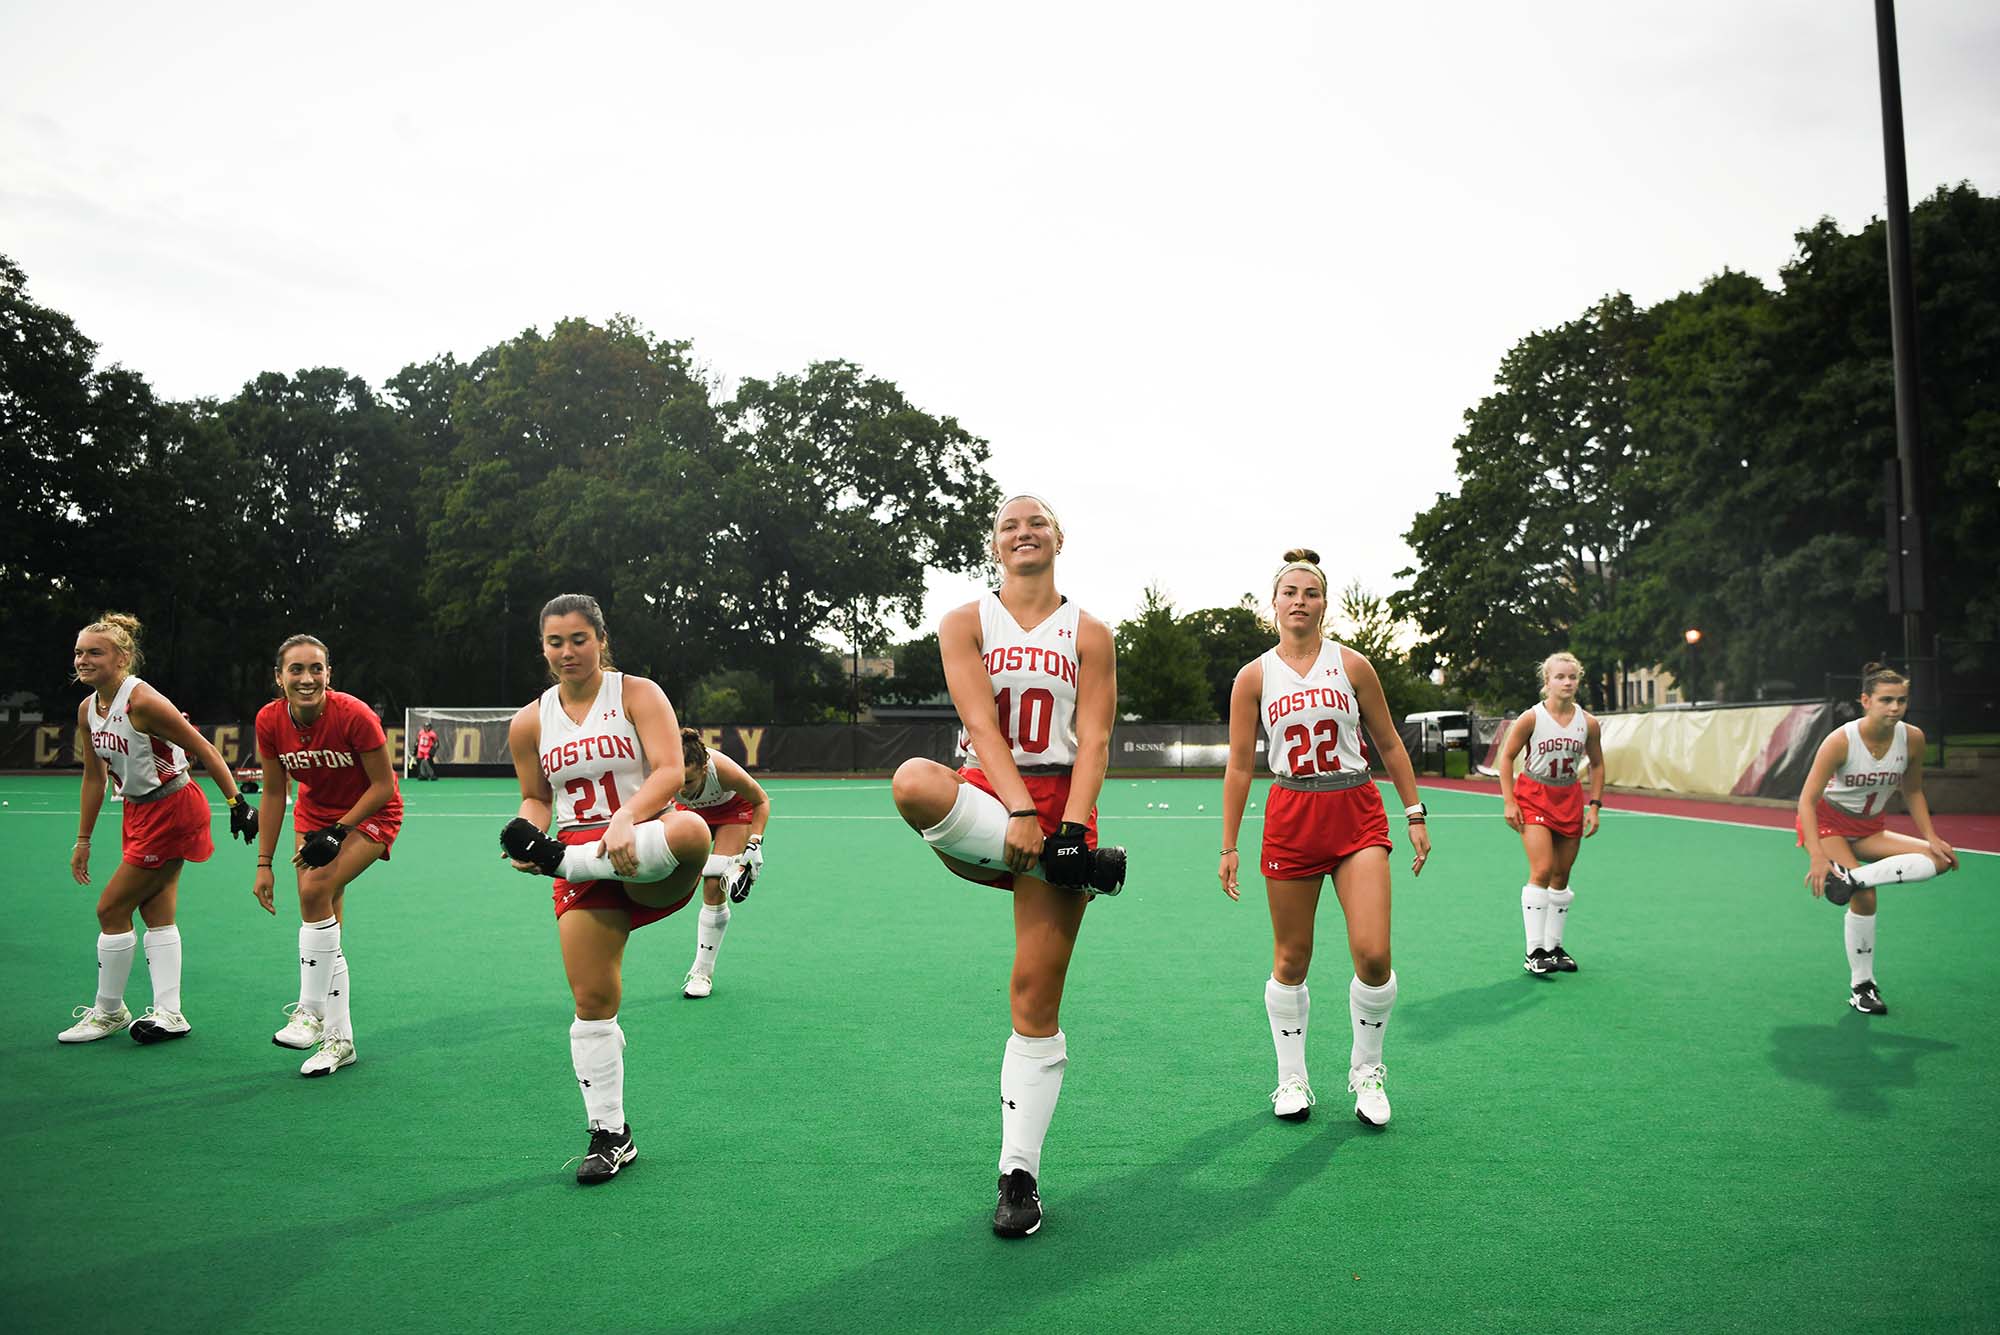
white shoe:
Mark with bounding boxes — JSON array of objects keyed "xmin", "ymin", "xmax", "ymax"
[
  {"xmin": 1271, "ymin": 1075, "xmax": 1315, "ymax": 1122},
  {"xmin": 300, "ymin": 1036, "xmax": 356, "ymax": 1077},
  {"xmin": 273, "ymin": 1003, "xmax": 324, "ymax": 1050},
  {"xmin": 682, "ymin": 971, "xmax": 714, "ymax": 999},
  {"xmin": 58, "ymin": 1004, "xmax": 132, "ymax": 1043},
  {"xmin": 1350, "ymin": 1063, "xmax": 1391, "ymax": 1127},
  {"xmin": 131, "ymin": 1007, "xmax": 193, "ymax": 1044}
]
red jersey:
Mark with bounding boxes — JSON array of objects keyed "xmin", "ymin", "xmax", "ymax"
[{"xmin": 256, "ymin": 690, "xmax": 404, "ymax": 830}]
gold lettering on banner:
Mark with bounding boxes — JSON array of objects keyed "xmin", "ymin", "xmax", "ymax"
[
  {"xmin": 213, "ymin": 726, "xmax": 241, "ymax": 765},
  {"xmin": 738, "ymin": 727, "xmax": 765, "ymax": 768},
  {"xmin": 36, "ymin": 726, "xmax": 62, "ymax": 765},
  {"xmin": 384, "ymin": 728, "xmax": 403, "ymax": 767},
  {"xmin": 453, "ymin": 730, "xmax": 481, "ymax": 763},
  {"xmin": 699, "ymin": 728, "xmax": 723, "ymax": 754}
]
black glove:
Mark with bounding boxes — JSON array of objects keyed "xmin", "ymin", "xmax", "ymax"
[
  {"xmin": 1040, "ymin": 822, "xmax": 1091, "ymax": 889},
  {"xmin": 299, "ymin": 823, "xmax": 349, "ymax": 869},
  {"xmin": 228, "ymin": 794, "xmax": 259, "ymax": 844}
]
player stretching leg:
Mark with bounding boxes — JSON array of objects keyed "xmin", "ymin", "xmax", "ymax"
[
  {"xmin": 63, "ymin": 614, "xmax": 255, "ymax": 1044},
  {"xmin": 503, "ymin": 594, "xmax": 712, "ymax": 1184},
  {"xmin": 1798, "ymin": 663, "xmax": 1957, "ymax": 1015},
  {"xmin": 1499, "ymin": 653, "xmax": 1604, "ymax": 976},
  {"xmin": 890, "ymin": 493, "xmax": 1123, "ymax": 1239},
  {"xmin": 1219, "ymin": 550, "xmax": 1431, "ymax": 1128}
]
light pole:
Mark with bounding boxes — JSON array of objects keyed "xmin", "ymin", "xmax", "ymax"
[{"xmin": 1683, "ymin": 628, "xmax": 1703, "ymax": 704}]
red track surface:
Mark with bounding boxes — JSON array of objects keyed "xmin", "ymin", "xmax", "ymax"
[{"xmin": 1415, "ymin": 775, "xmax": 2000, "ymax": 854}]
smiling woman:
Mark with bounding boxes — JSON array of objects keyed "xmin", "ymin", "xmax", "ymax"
[{"xmin": 251, "ymin": 634, "xmax": 404, "ymax": 1078}]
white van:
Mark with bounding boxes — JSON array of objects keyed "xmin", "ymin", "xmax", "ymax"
[{"xmin": 1404, "ymin": 710, "xmax": 1471, "ymax": 750}]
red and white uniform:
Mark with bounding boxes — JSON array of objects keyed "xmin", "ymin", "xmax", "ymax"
[
  {"xmin": 678, "ymin": 749, "xmax": 755, "ymax": 827},
  {"xmin": 1258, "ymin": 641, "xmax": 1388, "ymax": 879},
  {"xmin": 255, "ymin": 690, "xmax": 403, "ymax": 855},
  {"xmin": 1514, "ymin": 702, "xmax": 1590, "ymax": 838},
  {"xmin": 538, "ymin": 672, "xmax": 689, "ymax": 928},
  {"xmin": 88, "ymin": 676, "xmax": 213, "ymax": 868},
  {"xmin": 957, "ymin": 592, "xmax": 1095, "ymax": 885},
  {"xmin": 1806, "ymin": 720, "xmax": 1909, "ymax": 841}
]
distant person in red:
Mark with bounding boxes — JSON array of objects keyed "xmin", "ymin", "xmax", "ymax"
[
  {"xmin": 252, "ymin": 634, "xmax": 403, "ymax": 1078},
  {"xmin": 1499, "ymin": 652, "xmax": 1605, "ymax": 977},
  {"xmin": 416, "ymin": 723, "xmax": 441, "ymax": 781},
  {"xmin": 1798, "ymin": 662, "xmax": 1958, "ymax": 1017},
  {"xmin": 63, "ymin": 613, "xmax": 255, "ymax": 1045}
]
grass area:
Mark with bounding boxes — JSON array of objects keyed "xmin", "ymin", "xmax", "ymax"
[{"xmin": 2, "ymin": 775, "xmax": 1995, "ymax": 1333}]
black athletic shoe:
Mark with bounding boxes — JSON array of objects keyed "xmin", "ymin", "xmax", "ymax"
[
  {"xmin": 1849, "ymin": 981, "xmax": 1888, "ymax": 1016},
  {"xmin": 501, "ymin": 818, "xmax": 565, "ymax": 877},
  {"xmin": 577, "ymin": 1124, "xmax": 636, "ymax": 1184},
  {"xmin": 1524, "ymin": 948, "xmax": 1555, "ymax": 976},
  {"xmin": 1823, "ymin": 864, "xmax": 1860, "ymax": 907},
  {"xmin": 992, "ymin": 1169, "xmax": 1043, "ymax": 1238},
  {"xmin": 1548, "ymin": 946, "xmax": 1578, "ymax": 972}
]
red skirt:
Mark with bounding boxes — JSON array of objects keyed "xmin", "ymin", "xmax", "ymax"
[
  {"xmin": 121, "ymin": 782, "xmax": 214, "ymax": 870},
  {"xmin": 1796, "ymin": 799, "xmax": 1887, "ymax": 846},
  {"xmin": 550, "ymin": 827, "xmax": 694, "ymax": 929},
  {"xmin": 1515, "ymin": 775, "xmax": 1585, "ymax": 839},
  {"xmin": 683, "ymin": 795, "xmax": 756, "ymax": 828},
  {"xmin": 1260, "ymin": 782, "xmax": 1390, "ymax": 881},
  {"xmin": 956, "ymin": 766, "xmax": 1097, "ymax": 891}
]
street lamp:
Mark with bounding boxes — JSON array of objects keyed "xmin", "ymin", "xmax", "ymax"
[{"xmin": 1683, "ymin": 628, "xmax": 1702, "ymax": 703}]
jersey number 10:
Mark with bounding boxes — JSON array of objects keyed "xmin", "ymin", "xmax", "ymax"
[{"xmin": 994, "ymin": 687, "xmax": 1056, "ymax": 754}]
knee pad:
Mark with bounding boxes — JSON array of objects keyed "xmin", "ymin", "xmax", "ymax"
[{"xmin": 921, "ymin": 782, "xmax": 1010, "ymax": 870}]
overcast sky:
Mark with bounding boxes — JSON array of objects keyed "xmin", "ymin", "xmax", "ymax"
[{"xmin": 4, "ymin": 1, "xmax": 1996, "ymax": 641}]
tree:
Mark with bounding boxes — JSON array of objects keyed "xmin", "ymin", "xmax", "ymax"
[
  {"xmin": 871, "ymin": 632, "xmax": 950, "ymax": 707},
  {"xmin": 1334, "ymin": 582, "xmax": 1450, "ymax": 723},
  {"xmin": 1115, "ymin": 584, "xmax": 1212, "ymax": 721},
  {"xmin": 1179, "ymin": 597, "xmax": 1272, "ymax": 721},
  {"xmin": 716, "ymin": 361, "xmax": 999, "ymax": 720}
]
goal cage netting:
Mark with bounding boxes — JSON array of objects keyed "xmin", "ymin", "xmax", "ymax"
[{"xmin": 404, "ymin": 707, "xmax": 518, "ymax": 777}]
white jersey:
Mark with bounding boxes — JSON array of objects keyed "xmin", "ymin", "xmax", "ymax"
[
  {"xmin": 537, "ymin": 672, "xmax": 648, "ymax": 831},
  {"xmin": 1824, "ymin": 720, "xmax": 1909, "ymax": 816},
  {"xmin": 960, "ymin": 591, "xmax": 1083, "ymax": 771},
  {"xmin": 1260, "ymin": 641, "xmax": 1367, "ymax": 780},
  {"xmin": 680, "ymin": 749, "xmax": 742, "ymax": 811},
  {"xmin": 86, "ymin": 676, "xmax": 186, "ymax": 800},
  {"xmin": 1522, "ymin": 702, "xmax": 1591, "ymax": 785}
]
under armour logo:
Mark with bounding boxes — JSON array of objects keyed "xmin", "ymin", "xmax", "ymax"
[
  {"xmin": 699, "ymin": 944, "xmax": 715, "ymax": 953},
  {"xmin": 1856, "ymin": 945, "xmax": 1873, "ymax": 955},
  {"xmin": 1357, "ymin": 1019, "xmax": 1383, "ymax": 1029},
  {"xmin": 330, "ymin": 988, "xmax": 342, "ymax": 998},
  {"xmin": 1057, "ymin": 628, "xmax": 1072, "ymax": 638},
  {"xmin": 579, "ymin": 1078, "xmax": 592, "ymax": 1088},
  {"xmin": 1268, "ymin": 860, "xmax": 1280, "ymax": 871},
  {"xmin": 1001, "ymin": 1097, "xmax": 1017, "ymax": 1109},
  {"xmin": 603, "ymin": 709, "xmax": 619, "ymax": 720},
  {"xmin": 1280, "ymin": 1027, "xmax": 1302, "ymax": 1037},
  {"xmin": 301, "ymin": 957, "xmax": 318, "ymax": 966}
]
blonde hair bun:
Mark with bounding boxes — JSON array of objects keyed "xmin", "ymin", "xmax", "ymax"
[{"xmin": 1282, "ymin": 547, "xmax": 1321, "ymax": 566}]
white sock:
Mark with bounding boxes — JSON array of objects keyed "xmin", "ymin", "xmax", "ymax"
[
  {"xmin": 1264, "ymin": 977, "xmax": 1309, "ymax": 1083},
  {"xmin": 560, "ymin": 821, "xmax": 679, "ymax": 883},
  {"xmin": 1544, "ymin": 888, "xmax": 1574, "ymax": 951},
  {"xmin": 143, "ymin": 925, "xmax": 183, "ymax": 1013},
  {"xmin": 1349, "ymin": 973, "xmax": 1397, "ymax": 1071},
  {"xmin": 1521, "ymin": 884, "xmax": 1549, "ymax": 953},
  {"xmin": 1845, "ymin": 911, "xmax": 1877, "ymax": 986},
  {"xmin": 691, "ymin": 905, "xmax": 730, "ymax": 978},
  {"xmin": 570, "ymin": 1016, "xmax": 627, "ymax": 1131},
  {"xmin": 999, "ymin": 1030, "xmax": 1067, "ymax": 1180},
  {"xmin": 921, "ymin": 782, "xmax": 1010, "ymax": 871},
  {"xmin": 326, "ymin": 951, "xmax": 353, "ymax": 1041},
  {"xmin": 298, "ymin": 917, "xmax": 339, "ymax": 1015},
  {"xmin": 702, "ymin": 854, "xmax": 736, "ymax": 879},
  {"xmin": 96, "ymin": 930, "xmax": 137, "ymax": 1012},
  {"xmin": 1850, "ymin": 853, "xmax": 1939, "ymax": 888}
]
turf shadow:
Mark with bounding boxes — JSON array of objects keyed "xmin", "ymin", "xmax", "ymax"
[
  {"xmin": 674, "ymin": 1110, "xmax": 1360, "ymax": 1335},
  {"xmin": 1766, "ymin": 1012, "xmax": 1957, "ymax": 1115},
  {"xmin": 1392, "ymin": 975, "xmax": 1554, "ymax": 1046}
]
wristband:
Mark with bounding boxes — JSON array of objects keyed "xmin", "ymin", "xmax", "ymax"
[
  {"xmin": 258, "ymin": 859, "xmax": 274, "ymax": 867},
  {"xmin": 1404, "ymin": 802, "xmax": 1428, "ymax": 819},
  {"xmin": 74, "ymin": 835, "xmax": 91, "ymax": 843},
  {"xmin": 1220, "ymin": 848, "xmax": 1236, "ymax": 856},
  {"xmin": 1008, "ymin": 809, "xmax": 1038, "ymax": 819},
  {"xmin": 1587, "ymin": 799, "xmax": 1602, "ymax": 808}
]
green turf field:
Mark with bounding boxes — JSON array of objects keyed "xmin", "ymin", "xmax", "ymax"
[{"xmin": 2, "ymin": 776, "xmax": 1995, "ymax": 1333}]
